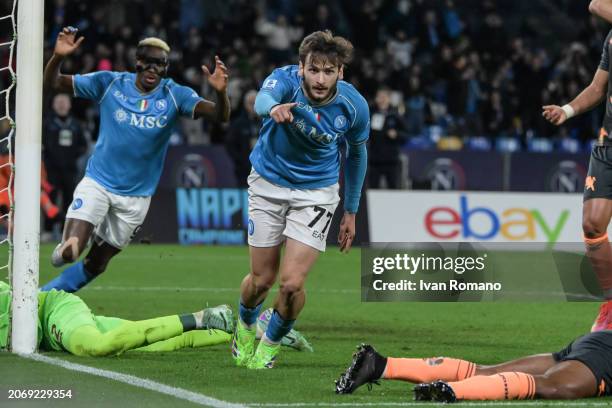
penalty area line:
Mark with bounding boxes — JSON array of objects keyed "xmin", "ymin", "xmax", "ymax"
[{"xmin": 22, "ymin": 353, "xmax": 246, "ymax": 408}]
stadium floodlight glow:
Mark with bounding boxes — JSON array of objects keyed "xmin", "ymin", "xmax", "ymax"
[{"xmin": 10, "ymin": 0, "xmax": 44, "ymax": 354}]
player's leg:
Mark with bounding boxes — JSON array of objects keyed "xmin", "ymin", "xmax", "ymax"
[
  {"xmin": 583, "ymin": 199, "xmax": 612, "ymax": 330},
  {"xmin": 336, "ymin": 345, "xmax": 557, "ymax": 395},
  {"xmin": 43, "ymin": 177, "xmax": 112, "ymax": 292},
  {"xmin": 131, "ymin": 330, "xmax": 231, "ymax": 352},
  {"xmin": 67, "ymin": 306, "xmax": 233, "ymax": 357},
  {"xmin": 234, "ymin": 170, "xmax": 288, "ymax": 366},
  {"xmin": 256, "ymin": 307, "xmax": 314, "ymax": 352},
  {"xmin": 476, "ymin": 354, "xmax": 557, "ymax": 376},
  {"xmin": 248, "ymin": 183, "xmax": 339, "ymax": 369},
  {"xmin": 50, "ymin": 177, "xmax": 110, "ymax": 267},
  {"xmin": 420, "ymin": 332, "xmax": 607, "ymax": 402},
  {"xmin": 248, "ymin": 237, "xmax": 318, "ymax": 369},
  {"xmin": 421, "ymin": 360, "xmax": 597, "ymax": 402},
  {"xmin": 582, "ymin": 146, "xmax": 612, "ymax": 330}
]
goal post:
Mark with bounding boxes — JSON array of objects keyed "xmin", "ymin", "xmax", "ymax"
[{"xmin": 10, "ymin": 0, "xmax": 44, "ymax": 354}]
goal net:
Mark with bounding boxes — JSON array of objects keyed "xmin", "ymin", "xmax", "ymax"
[{"xmin": 1, "ymin": 0, "xmax": 44, "ymax": 354}]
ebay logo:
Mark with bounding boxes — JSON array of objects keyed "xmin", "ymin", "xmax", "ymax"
[{"xmin": 424, "ymin": 196, "xmax": 570, "ymax": 243}]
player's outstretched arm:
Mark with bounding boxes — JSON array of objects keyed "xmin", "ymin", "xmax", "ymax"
[
  {"xmin": 590, "ymin": 0, "xmax": 612, "ymax": 22},
  {"xmin": 43, "ymin": 26, "xmax": 84, "ymax": 94},
  {"xmin": 542, "ymin": 68, "xmax": 608, "ymax": 126},
  {"xmin": 339, "ymin": 142, "xmax": 368, "ymax": 253},
  {"xmin": 194, "ymin": 56, "xmax": 230, "ymax": 122}
]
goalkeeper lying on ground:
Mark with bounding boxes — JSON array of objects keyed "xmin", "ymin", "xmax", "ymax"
[
  {"xmin": 335, "ymin": 335, "xmax": 612, "ymax": 402},
  {"xmin": 0, "ymin": 282, "xmax": 312, "ymax": 356}
]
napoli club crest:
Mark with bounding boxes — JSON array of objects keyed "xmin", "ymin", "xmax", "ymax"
[
  {"xmin": 71, "ymin": 198, "xmax": 83, "ymax": 210},
  {"xmin": 334, "ymin": 115, "xmax": 348, "ymax": 130},
  {"xmin": 156, "ymin": 99, "xmax": 168, "ymax": 111}
]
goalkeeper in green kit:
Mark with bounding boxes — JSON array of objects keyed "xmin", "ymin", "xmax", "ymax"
[
  {"xmin": 0, "ymin": 281, "xmax": 233, "ymax": 356},
  {"xmin": 0, "ymin": 281, "xmax": 312, "ymax": 356}
]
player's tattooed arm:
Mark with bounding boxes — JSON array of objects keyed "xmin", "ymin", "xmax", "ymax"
[
  {"xmin": 195, "ymin": 56, "xmax": 230, "ymax": 122},
  {"xmin": 43, "ymin": 27, "xmax": 84, "ymax": 94},
  {"xmin": 542, "ymin": 69, "xmax": 608, "ymax": 125},
  {"xmin": 590, "ymin": 0, "xmax": 612, "ymax": 22}
]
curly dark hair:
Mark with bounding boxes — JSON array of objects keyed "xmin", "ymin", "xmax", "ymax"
[{"xmin": 298, "ymin": 30, "xmax": 354, "ymax": 67}]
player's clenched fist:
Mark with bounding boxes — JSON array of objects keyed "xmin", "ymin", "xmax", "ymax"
[
  {"xmin": 542, "ymin": 105, "xmax": 568, "ymax": 126},
  {"xmin": 270, "ymin": 102, "xmax": 298, "ymax": 123},
  {"xmin": 54, "ymin": 26, "xmax": 84, "ymax": 57}
]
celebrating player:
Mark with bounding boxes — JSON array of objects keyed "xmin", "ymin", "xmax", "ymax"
[
  {"xmin": 542, "ymin": 4, "xmax": 612, "ymax": 330},
  {"xmin": 335, "ymin": 338, "xmax": 612, "ymax": 401},
  {"xmin": 40, "ymin": 27, "xmax": 230, "ymax": 292},
  {"xmin": 232, "ymin": 30, "xmax": 369, "ymax": 369}
]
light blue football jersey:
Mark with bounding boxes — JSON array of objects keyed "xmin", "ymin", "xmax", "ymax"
[
  {"xmin": 250, "ymin": 65, "xmax": 370, "ymax": 189},
  {"xmin": 73, "ymin": 71, "xmax": 203, "ymax": 196}
]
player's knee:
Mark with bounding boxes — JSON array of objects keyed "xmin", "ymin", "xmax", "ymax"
[
  {"xmin": 278, "ymin": 280, "xmax": 304, "ymax": 298},
  {"xmin": 251, "ymin": 272, "xmax": 276, "ymax": 294},
  {"xmin": 536, "ymin": 378, "xmax": 584, "ymax": 400},
  {"xmin": 582, "ymin": 217, "xmax": 608, "ymax": 240}
]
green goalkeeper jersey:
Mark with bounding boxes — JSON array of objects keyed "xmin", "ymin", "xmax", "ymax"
[{"xmin": 0, "ymin": 281, "xmax": 43, "ymax": 349}]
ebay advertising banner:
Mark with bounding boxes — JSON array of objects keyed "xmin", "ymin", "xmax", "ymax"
[{"xmin": 367, "ymin": 191, "xmax": 598, "ymax": 244}]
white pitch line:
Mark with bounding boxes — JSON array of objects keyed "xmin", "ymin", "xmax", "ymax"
[
  {"xmin": 83, "ymin": 285, "xmax": 361, "ymax": 295},
  {"xmin": 23, "ymin": 353, "xmax": 246, "ymax": 408},
  {"xmin": 250, "ymin": 402, "xmax": 611, "ymax": 407}
]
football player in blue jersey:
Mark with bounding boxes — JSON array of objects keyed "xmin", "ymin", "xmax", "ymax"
[
  {"xmin": 40, "ymin": 27, "xmax": 230, "ymax": 292},
  {"xmin": 232, "ymin": 30, "xmax": 369, "ymax": 369}
]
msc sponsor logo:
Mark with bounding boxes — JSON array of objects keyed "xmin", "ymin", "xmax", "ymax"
[
  {"xmin": 424, "ymin": 195, "xmax": 569, "ymax": 243},
  {"xmin": 114, "ymin": 109, "xmax": 168, "ymax": 128},
  {"xmin": 176, "ymin": 188, "xmax": 248, "ymax": 245}
]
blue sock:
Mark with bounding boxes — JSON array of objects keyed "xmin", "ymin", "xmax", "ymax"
[
  {"xmin": 264, "ymin": 310, "xmax": 295, "ymax": 343},
  {"xmin": 239, "ymin": 301, "xmax": 263, "ymax": 327},
  {"xmin": 41, "ymin": 261, "xmax": 95, "ymax": 292}
]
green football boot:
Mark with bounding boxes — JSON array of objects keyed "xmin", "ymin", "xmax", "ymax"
[
  {"xmin": 247, "ymin": 340, "xmax": 281, "ymax": 369},
  {"xmin": 232, "ymin": 319, "xmax": 256, "ymax": 366}
]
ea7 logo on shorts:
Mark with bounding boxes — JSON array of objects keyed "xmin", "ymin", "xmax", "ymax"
[
  {"xmin": 71, "ymin": 198, "xmax": 83, "ymax": 210},
  {"xmin": 262, "ymin": 79, "xmax": 277, "ymax": 89}
]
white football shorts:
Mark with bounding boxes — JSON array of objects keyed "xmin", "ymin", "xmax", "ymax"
[
  {"xmin": 66, "ymin": 176, "xmax": 151, "ymax": 249},
  {"xmin": 247, "ymin": 169, "xmax": 340, "ymax": 252}
]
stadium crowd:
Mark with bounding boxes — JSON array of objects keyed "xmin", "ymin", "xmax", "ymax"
[{"xmin": 30, "ymin": 0, "xmax": 608, "ymax": 148}]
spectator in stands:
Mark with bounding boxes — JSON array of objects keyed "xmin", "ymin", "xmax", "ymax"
[
  {"xmin": 226, "ymin": 90, "xmax": 260, "ymax": 186},
  {"xmin": 43, "ymin": 93, "xmax": 87, "ymax": 233},
  {"xmin": 369, "ymin": 89, "xmax": 407, "ymax": 189}
]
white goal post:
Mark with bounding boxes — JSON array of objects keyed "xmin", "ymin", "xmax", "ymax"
[{"xmin": 10, "ymin": 0, "xmax": 44, "ymax": 354}]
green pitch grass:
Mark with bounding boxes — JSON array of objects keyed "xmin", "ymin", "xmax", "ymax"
[{"xmin": 0, "ymin": 244, "xmax": 609, "ymax": 407}]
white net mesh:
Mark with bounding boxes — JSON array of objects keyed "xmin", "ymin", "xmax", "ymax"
[{"xmin": 0, "ymin": 0, "xmax": 17, "ymax": 282}]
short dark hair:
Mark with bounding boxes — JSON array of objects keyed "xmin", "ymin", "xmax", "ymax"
[{"xmin": 298, "ymin": 30, "xmax": 354, "ymax": 68}]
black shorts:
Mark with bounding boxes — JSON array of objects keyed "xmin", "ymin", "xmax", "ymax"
[
  {"xmin": 584, "ymin": 146, "xmax": 612, "ymax": 201},
  {"xmin": 553, "ymin": 331, "xmax": 612, "ymax": 397}
]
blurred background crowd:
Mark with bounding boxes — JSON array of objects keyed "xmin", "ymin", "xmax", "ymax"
[{"xmin": 0, "ymin": 0, "xmax": 609, "ymax": 237}]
